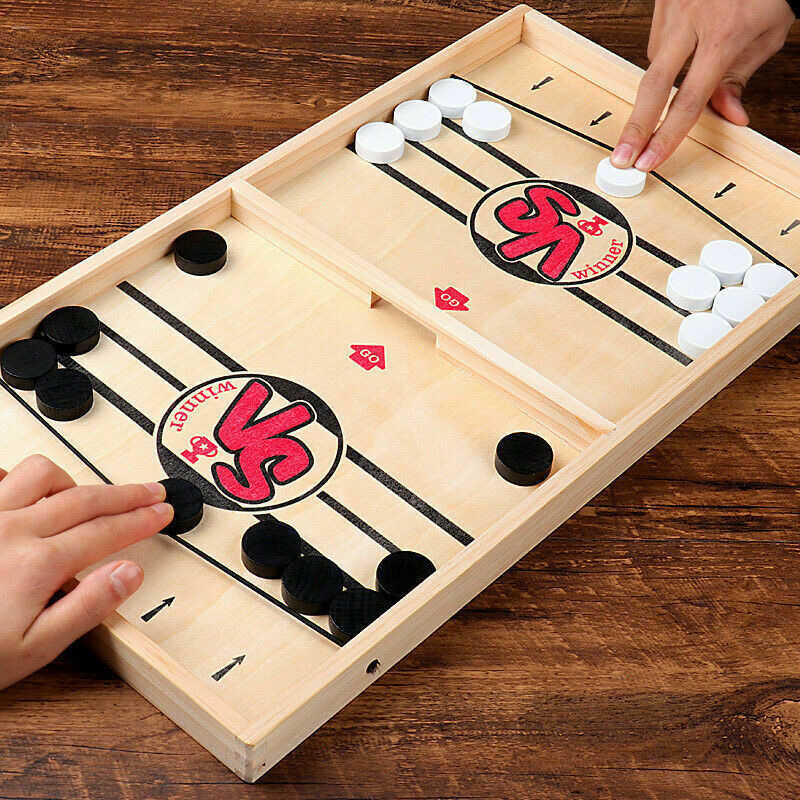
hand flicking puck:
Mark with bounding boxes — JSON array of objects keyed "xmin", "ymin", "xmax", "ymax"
[
  {"xmin": 159, "ymin": 477, "xmax": 204, "ymax": 535},
  {"xmin": 281, "ymin": 555, "xmax": 343, "ymax": 615},
  {"xmin": 37, "ymin": 306, "xmax": 101, "ymax": 355},
  {"xmin": 241, "ymin": 519, "xmax": 302, "ymax": 579},
  {"xmin": 328, "ymin": 588, "xmax": 392, "ymax": 643},
  {"xmin": 495, "ymin": 432, "xmax": 554, "ymax": 486},
  {"xmin": 35, "ymin": 368, "xmax": 93, "ymax": 421},
  {"xmin": 173, "ymin": 229, "xmax": 227, "ymax": 276},
  {"xmin": 376, "ymin": 550, "xmax": 436, "ymax": 602},
  {"xmin": 1, "ymin": 338, "xmax": 58, "ymax": 390}
]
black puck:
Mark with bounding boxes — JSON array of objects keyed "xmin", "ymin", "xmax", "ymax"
[
  {"xmin": 35, "ymin": 368, "xmax": 93, "ymax": 421},
  {"xmin": 159, "ymin": 477, "xmax": 204, "ymax": 535},
  {"xmin": 37, "ymin": 306, "xmax": 101, "ymax": 355},
  {"xmin": 241, "ymin": 519, "xmax": 302, "ymax": 579},
  {"xmin": 281, "ymin": 555, "xmax": 343, "ymax": 615},
  {"xmin": 328, "ymin": 588, "xmax": 392, "ymax": 644},
  {"xmin": 376, "ymin": 550, "xmax": 436, "ymax": 602},
  {"xmin": 173, "ymin": 229, "xmax": 227, "ymax": 276},
  {"xmin": 1, "ymin": 338, "xmax": 58, "ymax": 390},
  {"xmin": 495, "ymin": 432, "xmax": 554, "ymax": 486}
]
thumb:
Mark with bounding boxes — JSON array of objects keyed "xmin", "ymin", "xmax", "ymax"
[{"xmin": 21, "ymin": 560, "xmax": 143, "ymax": 671}]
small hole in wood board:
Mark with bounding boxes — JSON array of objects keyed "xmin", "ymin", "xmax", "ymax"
[{"xmin": 366, "ymin": 659, "xmax": 381, "ymax": 675}]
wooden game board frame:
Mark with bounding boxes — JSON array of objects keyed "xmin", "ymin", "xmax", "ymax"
[{"xmin": 2, "ymin": 5, "xmax": 800, "ymax": 782}]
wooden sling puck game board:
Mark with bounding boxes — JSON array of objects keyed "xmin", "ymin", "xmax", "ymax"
[{"xmin": 1, "ymin": 5, "xmax": 799, "ymax": 782}]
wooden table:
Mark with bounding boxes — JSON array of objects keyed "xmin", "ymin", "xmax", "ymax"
[{"xmin": 1, "ymin": 2, "xmax": 799, "ymax": 797}]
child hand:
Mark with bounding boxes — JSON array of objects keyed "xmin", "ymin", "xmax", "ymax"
[
  {"xmin": 0, "ymin": 455, "xmax": 173, "ymax": 690},
  {"xmin": 612, "ymin": 0, "xmax": 794, "ymax": 172}
]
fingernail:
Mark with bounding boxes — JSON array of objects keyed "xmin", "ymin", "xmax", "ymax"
[
  {"xmin": 635, "ymin": 148, "xmax": 657, "ymax": 172},
  {"xmin": 145, "ymin": 482, "xmax": 166, "ymax": 501},
  {"xmin": 110, "ymin": 562, "xmax": 142, "ymax": 599},
  {"xmin": 611, "ymin": 143, "xmax": 633, "ymax": 168},
  {"xmin": 152, "ymin": 502, "xmax": 173, "ymax": 519}
]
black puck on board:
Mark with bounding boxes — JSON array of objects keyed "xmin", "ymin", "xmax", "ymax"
[
  {"xmin": 1, "ymin": 338, "xmax": 58, "ymax": 390},
  {"xmin": 35, "ymin": 368, "xmax": 93, "ymax": 421},
  {"xmin": 328, "ymin": 588, "xmax": 392, "ymax": 644},
  {"xmin": 241, "ymin": 519, "xmax": 302, "ymax": 579},
  {"xmin": 173, "ymin": 229, "xmax": 227, "ymax": 276},
  {"xmin": 494, "ymin": 432, "xmax": 554, "ymax": 486},
  {"xmin": 159, "ymin": 477, "xmax": 204, "ymax": 535},
  {"xmin": 37, "ymin": 306, "xmax": 101, "ymax": 355},
  {"xmin": 281, "ymin": 555, "xmax": 344, "ymax": 616},
  {"xmin": 376, "ymin": 550, "xmax": 436, "ymax": 602}
]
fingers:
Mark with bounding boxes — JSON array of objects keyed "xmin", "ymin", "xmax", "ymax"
[
  {"xmin": 21, "ymin": 560, "xmax": 144, "ymax": 670},
  {"xmin": 611, "ymin": 38, "xmax": 694, "ymax": 168},
  {"xmin": 634, "ymin": 42, "xmax": 731, "ymax": 172},
  {"xmin": 0, "ymin": 468, "xmax": 7, "ymax": 481},
  {"xmin": 0, "ymin": 455, "xmax": 75, "ymax": 512},
  {"xmin": 47, "ymin": 502, "xmax": 173, "ymax": 579},
  {"xmin": 25, "ymin": 481, "xmax": 166, "ymax": 537}
]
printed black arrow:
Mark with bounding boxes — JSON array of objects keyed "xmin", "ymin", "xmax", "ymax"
[
  {"xmin": 589, "ymin": 111, "xmax": 612, "ymax": 126},
  {"xmin": 531, "ymin": 76, "xmax": 554, "ymax": 90},
  {"xmin": 714, "ymin": 182, "xmax": 736, "ymax": 199},
  {"xmin": 212, "ymin": 654, "xmax": 245, "ymax": 682},
  {"xmin": 140, "ymin": 597, "xmax": 175, "ymax": 622},
  {"xmin": 780, "ymin": 219, "xmax": 800, "ymax": 236}
]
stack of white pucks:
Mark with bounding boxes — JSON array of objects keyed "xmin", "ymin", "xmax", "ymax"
[
  {"xmin": 665, "ymin": 240, "xmax": 795, "ymax": 359},
  {"xmin": 354, "ymin": 78, "xmax": 513, "ymax": 165}
]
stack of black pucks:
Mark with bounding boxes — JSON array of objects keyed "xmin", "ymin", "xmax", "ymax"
[
  {"xmin": 376, "ymin": 550, "xmax": 436, "ymax": 603},
  {"xmin": 241, "ymin": 519, "xmax": 302, "ymax": 579},
  {"xmin": 159, "ymin": 477, "xmax": 204, "ymax": 535},
  {"xmin": 494, "ymin": 432, "xmax": 554, "ymax": 486},
  {"xmin": 281, "ymin": 555, "xmax": 343, "ymax": 615},
  {"xmin": 328, "ymin": 588, "xmax": 392, "ymax": 644},
  {"xmin": 1, "ymin": 339, "xmax": 58, "ymax": 390},
  {"xmin": 173, "ymin": 229, "xmax": 227, "ymax": 276}
]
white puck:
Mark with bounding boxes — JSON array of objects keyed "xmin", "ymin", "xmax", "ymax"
[
  {"xmin": 462, "ymin": 100, "xmax": 512, "ymax": 142},
  {"xmin": 666, "ymin": 265, "xmax": 721, "ymax": 312},
  {"xmin": 594, "ymin": 157, "xmax": 647, "ymax": 198},
  {"xmin": 712, "ymin": 286, "xmax": 765, "ymax": 326},
  {"xmin": 743, "ymin": 262, "xmax": 794, "ymax": 299},
  {"xmin": 393, "ymin": 99, "xmax": 442, "ymax": 142},
  {"xmin": 428, "ymin": 78, "xmax": 477, "ymax": 119},
  {"xmin": 699, "ymin": 240, "xmax": 752, "ymax": 286},
  {"xmin": 354, "ymin": 122, "xmax": 405, "ymax": 164},
  {"xmin": 678, "ymin": 313, "xmax": 732, "ymax": 359}
]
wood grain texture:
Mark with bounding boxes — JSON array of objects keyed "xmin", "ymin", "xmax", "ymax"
[{"xmin": 1, "ymin": 1, "xmax": 800, "ymax": 798}]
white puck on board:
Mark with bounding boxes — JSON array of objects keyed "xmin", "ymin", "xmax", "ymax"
[
  {"xmin": 462, "ymin": 100, "xmax": 512, "ymax": 142},
  {"xmin": 699, "ymin": 240, "xmax": 752, "ymax": 286},
  {"xmin": 354, "ymin": 122, "xmax": 405, "ymax": 164},
  {"xmin": 594, "ymin": 157, "xmax": 647, "ymax": 198},
  {"xmin": 393, "ymin": 100, "xmax": 442, "ymax": 142},
  {"xmin": 712, "ymin": 286, "xmax": 765, "ymax": 326},
  {"xmin": 743, "ymin": 262, "xmax": 794, "ymax": 299},
  {"xmin": 666, "ymin": 265, "xmax": 721, "ymax": 312},
  {"xmin": 428, "ymin": 78, "xmax": 477, "ymax": 118},
  {"xmin": 678, "ymin": 313, "xmax": 732, "ymax": 359}
]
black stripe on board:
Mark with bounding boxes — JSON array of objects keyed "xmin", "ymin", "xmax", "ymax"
[
  {"xmin": 318, "ymin": 491, "xmax": 400, "ymax": 554},
  {"xmin": 169, "ymin": 533, "xmax": 341, "ymax": 645},
  {"xmin": 456, "ymin": 76, "xmax": 791, "ymax": 271},
  {"xmin": 408, "ymin": 140, "xmax": 489, "ymax": 192},
  {"xmin": 616, "ymin": 270, "xmax": 689, "ymax": 316},
  {"xmin": 59, "ymin": 355, "xmax": 156, "ymax": 435},
  {"xmin": 100, "ymin": 322, "xmax": 187, "ymax": 391},
  {"xmin": 346, "ymin": 446, "xmax": 473, "ymax": 546},
  {"xmin": 0, "ymin": 379, "xmax": 113, "ymax": 484},
  {"xmin": 635, "ymin": 236, "xmax": 684, "ymax": 269},
  {"xmin": 118, "ymin": 281, "xmax": 246, "ymax": 372}
]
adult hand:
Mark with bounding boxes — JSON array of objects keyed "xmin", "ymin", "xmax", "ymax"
[{"xmin": 612, "ymin": 0, "xmax": 795, "ymax": 172}]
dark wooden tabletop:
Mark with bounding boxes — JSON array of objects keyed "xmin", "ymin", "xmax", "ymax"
[{"xmin": 2, "ymin": 2, "xmax": 800, "ymax": 798}]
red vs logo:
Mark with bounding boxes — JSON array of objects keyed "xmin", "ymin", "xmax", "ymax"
[
  {"xmin": 470, "ymin": 179, "xmax": 633, "ymax": 286},
  {"xmin": 156, "ymin": 374, "xmax": 344, "ymax": 512}
]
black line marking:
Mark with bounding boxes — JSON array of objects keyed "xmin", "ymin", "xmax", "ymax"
[
  {"xmin": 118, "ymin": 281, "xmax": 246, "ymax": 372},
  {"xmin": 170, "ymin": 533, "xmax": 341, "ymax": 645},
  {"xmin": 635, "ymin": 236, "xmax": 684, "ymax": 269},
  {"xmin": 408, "ymin": 140, "xmax": 489, "ymax": 192},
  {"xmin": 100, "ymin": 322, "xmax": 186, "ymax": 391},
  {"xmin": 456, "ymin": 75, "xmax": 792, "ymax": 273},
  {"xmin": 318, "ymin": 491, "xmax": 400, "ymax": 553},
  {"xmin": 616, "ymin": 270, "xmax": 688, "ymax": 316},
  {"xmin": 441, "ymin": 118, "xmax": 539, "ymax": 178},
  {"xmin": 59, "ymin": 355, "xmax": 156, "ymax": 435},
  {"xmin": 567, "ymin": 287, "xmax": 691, "ymax": 365},
  {"xmin": 0, "ymin": 380, "xmax": 112, "ymax": 484},
  {"xmin": 346, "ymin": 446, "xmax": 473, "ymax": 546}
]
